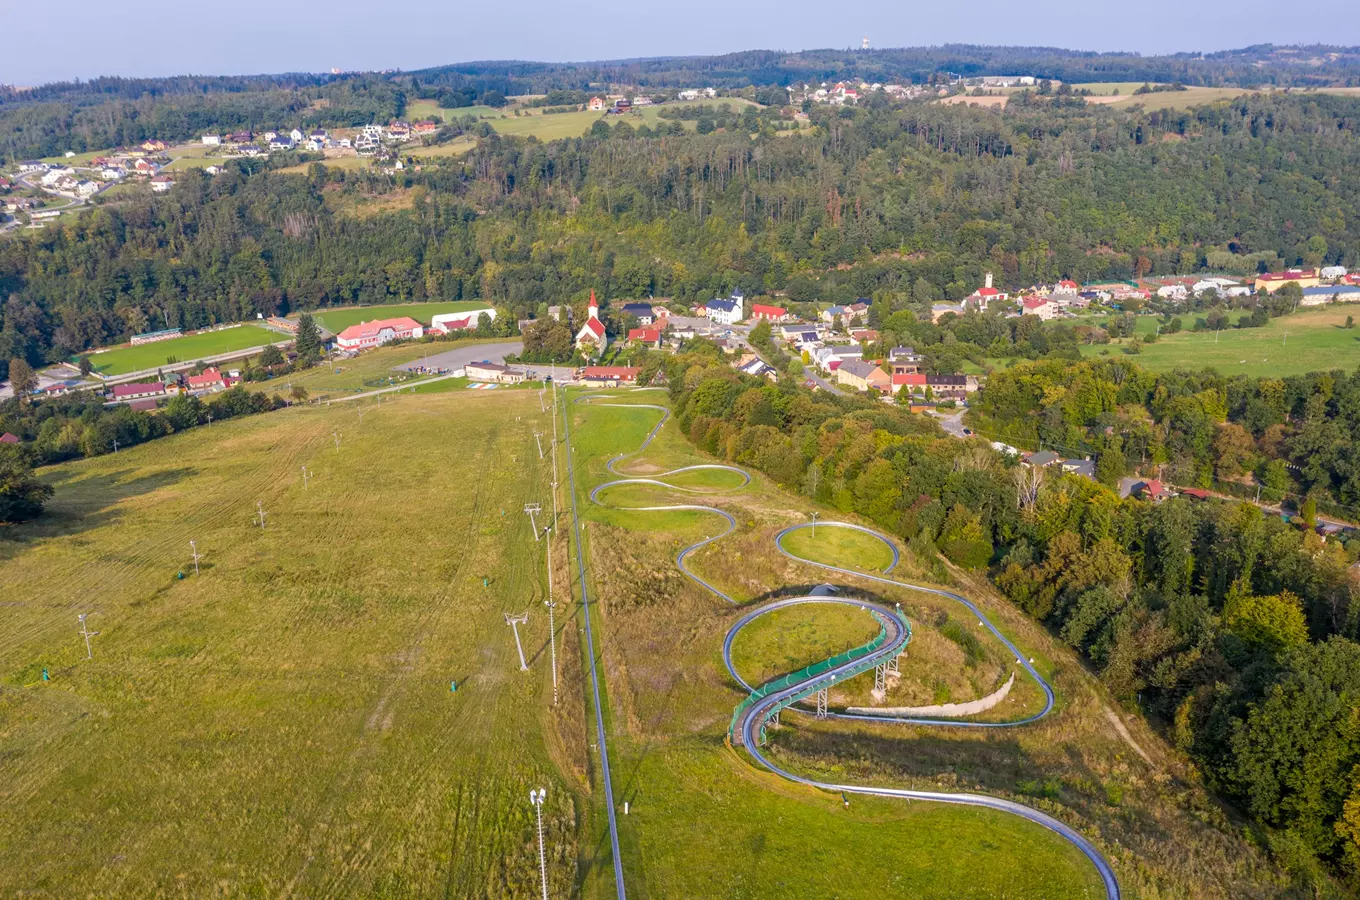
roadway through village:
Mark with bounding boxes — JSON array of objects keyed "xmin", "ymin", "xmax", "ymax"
[{"xmin": 568, "ymin": 391, "xmax": 1121, "ymax": 900}]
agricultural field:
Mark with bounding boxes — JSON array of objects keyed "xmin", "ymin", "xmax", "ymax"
[
  {"xmin": 297, "ymin": 300, "xmax": 492, "ymax": 334},
  {"xmin": 0, "ymin": 390, "xmax": 585, "ymax": 896},
  {"xmin": 1076, "ymin": 305, "xmax": 1360, "ymax": 377},
  {"xmin": 566, "ymin": 390, "xmax": 1305, "ymax": 898},
  {"xmin": 84, "ymin": 324, "xmax": 282, "ymax": 376}
]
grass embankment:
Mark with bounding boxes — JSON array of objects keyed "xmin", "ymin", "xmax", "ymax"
[
  {"xmin": 84, "ymin": 324, "xmax": 281, "ymax": 375},
  {"xmin": 569, "ymin": 389, "xmax": 1308, "ymax": 898},
  {"xmin": 1077, "ymin": 306, "xmax": 1360, "ymax": 377},
  {"xmin": 0, "ymin": 390, "xmax": 585, "ymax": 896}
]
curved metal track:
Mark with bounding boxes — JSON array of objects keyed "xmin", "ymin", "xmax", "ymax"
[{"xmin": 573, "ymin": 395, "xmax": 1120, "ymax": 900}]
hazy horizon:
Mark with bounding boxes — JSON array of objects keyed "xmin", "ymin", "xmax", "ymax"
[{"xmin": 7, "ymin": 0, "xmax": 1360, "ymax": 87}]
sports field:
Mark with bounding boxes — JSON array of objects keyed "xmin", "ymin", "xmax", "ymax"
[
  {"xmin": 0, "ymin": 390, "xmax": 583, "ymax": 896},
  {"xmin": 85, "ymin": 324, "xmax": 281, "ymax": 375},
  {"xmin": 301, "ymin": 301, "xmax": 492, "ymax": 334},
  {"xmin": 1077, "ymin": 305, "xmax": 1360, "ymax": 377}
]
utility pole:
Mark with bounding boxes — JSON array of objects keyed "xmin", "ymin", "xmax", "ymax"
[
  {"xmin": 301, "ymin": 465, "xmax": 311, "ymax": 489},
  {"xmin": 77, "ymin": 613, "xmax": 99, "ymax": 659},
  {"xmin": 357, "ymin": 407, "xmax": 366, "ymax": 426},
  {"xmin": 550, "ymin": 379, "xmax": 559, "ymax": 526},
  {"xmin": 333, "ymin": 430, "xmax": 342, "ymax": 450},
  {"xmin": 535, "ymin": 431, "xmax": 545, "ymax": 459},
  {"xmin": 544, "ymin": 528, "xmax": 558, "ymax": 704},
  {"xmin": 811, "ymin": 511, "xmax": 819, "ymax": 536},
  {"xmin": 505, "ymin": 611, "xmax": 530, "ymax": 671},
  {"xmin": 524, "ymin": 503, "xmax": 542, "ymax": 540},
  {"xmin": 112, "ymin": 437, "xmax": 119, "ymax": 453},
  {"xmin": 189, "ymin": 540, "xmax": 202, "ymax": 575},
  {"xmin": 256, "ymin": 501, "xmax": 267, "ymax": 529},
  {"xmin": 529, "ymin": 787, "xmax": 550, "ymax": 900}
]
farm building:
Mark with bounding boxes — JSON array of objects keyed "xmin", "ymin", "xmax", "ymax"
[
  {"xmin": 430, "ymin": 308, "xmax": 496, "ymax": 334},
  {"xmin": 465, "ymin": 361, "xmax": 527, "ymax": 384},
  {"xmin": 750, "ymin": 303, "xmax": 791, "ymax": 322},
  {"xmin": 335, "ymin": 317, "xmax": 424, "ymax": 350},
  {"xmin": 110, "ymin": 382, "xmax": 167, "ymax": 402}
]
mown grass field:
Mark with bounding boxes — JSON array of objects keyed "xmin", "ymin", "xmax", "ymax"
[
  {"xmin": 567, "ymin": 389, "xmax": 1310, "ymax": 898},
  {"xmin": 0, "ymin": 390, "xmax": 587, "ymax": 897},
  {"xmin": 1076, "ymin": 305, "xmax": 1360, "ymax": 377},
  {"xmin": 728, "ymin": 603, "xmax": 880, "ymax": 685},
  {"xmin": 779, "ymin": 523, "xmax": 896, "ymax": 572},
  {"xmin": 300, "ymin": 300, "xmax": 491, "ymax": 334},
  {"xmin": 85, "ymin": 324, "xmax": 281, "ymax": 375}
]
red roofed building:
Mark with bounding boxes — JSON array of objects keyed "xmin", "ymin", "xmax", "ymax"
[
  {"xmin": 1136, "ymin": 479, "xmax": 1176, "ymax": 502},
  {"xmin": 967, "ymin": 272, "xmax": 1008, "ymax": 310},
  {"xmin": 892, "ymin": 372, "xmax": 927, "ymax": 394},
  {"xmin": 185, "ymin": 368, "xmax": 236, "ymax": 394},
  {"xmin": 0, "ymin": 432, "xmax": 19, "ymax": 444},
  {"xmin": 335, "ymin": 316, "xmax": 424, "ymax": 350},
  {"xmin": 1056, "ymin": 279, "xmax": 1081, "ymax": 292},
  {"xmin": 1255, "ymin": 268, "xmax": 1320, "ymax": 293},
  {"xmin": 627, "ymin": 327, "xmax": 662, "ymax": 348},
  {"xmin": 580, "ymin": 366, "xmax": 639, "ymax": 386},
  {"xmin": 750, "ymin": 303, "xmax": 791, "ymax": 323},
  {"xmin": 1020, "ymin": 296, "xmax": 1059, "ymax": 320},
  {"xmin": 575, "ymin": 291, "xmax": 608, "ymax": 356},
  {"xmin": 110, "ymin": 381, "xmax": 167, "ymax": 402}
]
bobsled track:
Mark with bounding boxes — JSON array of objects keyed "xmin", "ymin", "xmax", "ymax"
[{"xmin": 570, "ymin": 392, "xmax": 1121, "ymax": 900}]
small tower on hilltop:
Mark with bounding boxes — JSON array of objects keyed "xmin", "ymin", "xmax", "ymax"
[{"xmin": 861, "ymin": 34, "xmax": 870, "ymax": 51}]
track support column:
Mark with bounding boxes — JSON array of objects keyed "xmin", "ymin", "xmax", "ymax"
[{"xmin": 815, "ymin": 688, "xmax": 828, "ymax": 719}]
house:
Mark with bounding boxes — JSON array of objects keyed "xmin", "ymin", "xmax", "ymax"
[
  {"xmin": 0, "ymin": 432, "xmax": 19, "ymax": 444},
  {"xmin": 849, "ymin": 328, "xmax": 878, "ymax": 344},
  {"xmin": 185, "ymin": 368, "xmax": 236, "ymax": 394},
  {"xmin": 575, "ymin": 291, "xmax": 608, "ymax": 355},
  {"xmin": 334, "ymin": 316, "xmax": 424, "ymax": 350},
  {"xmin": 620, "ymin": 302, "xmax": 657, "ymax": 325},
  {"xmin": 205, "ymin": 166, "xmax": 225, "ymax": 176},
  {"xmin": 141, "ymin": 139, "xmax": 168, "ymax": 153},
  {"xmin": 430, "ymin": 308, "xmax": 496, "ymax": 334},
  {"xmin": 202, "ymin": 134, "xmax": 222, "ymax": 146},
  {"xmin": 1060, "ymin": 458, "xmax": 1096, "ymax": 481},
  {"xmin": 750, "ymin": 303, "xmax": 791, "ymax": 323},
  {"xmin": 1020, "ymin": 297, "xmax": 1059, "ymax": 320},
  {"xmin": 289, "ymin": 128, "xmax": 305, "ymax": 144},
  {"xmin": 812, "ymin": 345, "xmax": 862, "ymax": 372},
  {"xmin": 227, "ymin": 131, "xmax": 253, "ymax": 145},
  {"xmin": 589, "ymin": 96, "xmax": 606, "ymax": 111},
  {"xmin": 822, "ymin": 305, "xmax": 849, "ymax": 324},
  {"xmin": 310, "ymin": 129, "xmax": 329, "ymax": 141},
  {"xmin": 110, "ymin": 381, "xmax": 167, "ymax": 402},
  {"xmin": 547, "ymin": 305, "xmax": 569, "ymax": 322},
  {"xmin": 134, "ymin": 158, "xmax": 157, "ymax": 174},
  {"xmin": 736, "ymin": 355, "xmax": 777, "ymax": 381},
  {"xmin": 1025, "ymin": 450, "xmax": 1061, "ymax": 468},
  {"xmin": 892, "ymin": 372, "xmax": 927, "ymax": 395},
  {"xmin": 836, "ymin": 359, "xmax": 891, "ymax": 392},
  {"xmin": 150, "ymin": 176, "xmax": 175, "ymax": 193},
  {"xmin": 1135, "ymin": 479, "xmax": 1176, "ymax": 502},
  {"xmin": 677, "ymin": 89, "xmax": 700, "ymax": 101},
  {"xmin": 931, "ymin": 302, "xmax": 965, "ymax": 323},
  {"xmin": 703, "ymin": 289, "xmax": 745, "ymax": 325},
  {"xmin": 782, "ymin": 327, "xmax": 819, "ymax": 347},
  {"xmin": 926, "ymin": 374, "xmax": 977, "ymax": 400},
  {"xmin": 632, "ymin": 96, "xmax": 653, "ymax": 106},
  {"xmin": 611, "ymin": 98, "xmax": 632, "ymax": 113},
  {"xmin": 18, "ymin": 161, "xmax": 47, "ymax": 173},
  {"xmin": 580, "ymin": 365, "xmax": 639, "ymax": 387},
  {"xmin": 465, "ymin": 361, "xmax": 527, "ymax": 384},
  {"xmin": 269, "ymin": 137, "xmax": 295, "ymax": 151},
  {"xmin": 845, "ymin": 301, "xmax": 870, "ymax": 323},
  {"xmin": 101, "ymin": 167, "xmax": 126, "ymax": 180},
  {"xmin": 76, "ymin": 180, "xmax": 99, "ymax": 197},
  {"xmin": 1255, "ymin": 268, "xmax": 1320, "ymax": 293},
  {"xmin": 627, "ymin": 327, "xmax": 663, "ymax": 348},
  {"xmin": 1300, "ymin": 285, "xmax": 1360, "ymax": 306},
  {"xmin": 387, "ymin": 122, "xmax": 411, "ymax": 141},
  {"xmin": 966, "ymin": 272, "xmax": 1007, "ymax": 311},
  {"xmin": 888, "ymin": 346, "xmax": 922, "ymax": 375}
]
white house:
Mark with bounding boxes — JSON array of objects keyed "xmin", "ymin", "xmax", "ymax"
[
  {"xmin": 575, "ymin": 292, "xmax": 608, "ymax": 355},
  {"xmin": 101, "ymin": 167, "xmax": 125, "ymax": 181},
  {"xmin": 1156, "ymin": 284, "xmax": 1189, "ymax": 301},
  {"xmin": 430, "ymin": 308, "xmax": 497, "ymax": 334},
  {"xmin": 677, "ymin": 89, "xmax": 700, "ymax": 101},
  {"xmin": 1322, "ymin": 265, "xmax": 1348, "ymax": 280},
  {"xmin": 75, "ymin": 180, "xmax": 99, "ymax": 197},
  {"xmin": 290, "ymin": 128, "xmax": 305, "ymax": 143},
  {"xmin": 202, "ymin": 134, "xmax": 222, "ymax": 146},
  {"xmin": 702, "ymin": 289, "xmax": 744, "ymax": 325}
]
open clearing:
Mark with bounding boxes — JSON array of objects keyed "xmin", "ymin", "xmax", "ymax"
[
  {"xmin": 84, "ymin": 324, "xmax": 281, "ymax": 375},
  {"xmin": 1076, "ymin": 305, "xmax": 1360, "ymax": 377},
  {"xmin": 779, "ymin": 523, "xmax": 897, "ymax": 572},
  {"xmin": 0, "ymin": 390, "xmax": 586, "ymax": 897}
]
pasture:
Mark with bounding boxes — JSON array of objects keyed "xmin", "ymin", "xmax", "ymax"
[
  {"xmin": 84, "ymin": 324, "xmax": 281, "ymax": 376},
  {"xmin": 0, "ymin": 390, "xmax": 583, "ymax": 897},
  {"xmin": 1076, "ymin": 305, "xmax": 1360, "ymax": 377}
]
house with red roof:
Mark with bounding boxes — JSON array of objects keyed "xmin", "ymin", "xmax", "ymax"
[
  {"xmin": 110, "ymin": 381, "xmax": 167, "ymax": 402},
  {"xmin": 627, "ymin": 327, "xmax": 662, "ymax": 348},
  {"xmin": 0, "ymin": 432, "xmax": 19, "ymax": 444},
  {"xmin": 1255, "ymin": 268, "xmax": 1320, "ymax": 293},
  {"xmin": 335, "ymin": 317, "xmax": 424, "ymax": 350},
  {"xmin": 580, "ymin": 366, "xmax": 639, "ymax": 386},
  {"xmin": 966, "ymin": 272, "xmax": 1007, "ymax": 311},
  {"xmin": 750, "ymin": 303, "xmax": 791, "ymax": 323},
  {"xmin": 1136, "ymin": 479, "xmax": 1176, "ymax": 503},
  {"xmin": 892, "ymin": 372, "xmax": 927, "ymax": 396},
  {"xmin": 575, "ymin": 292, "xmax": 608, "ymax": 356},
  {"xmin": 185, "ymin": 368, "xmax": 237, "ymax": 394},
  {"xmin": 1020, "ymin": 296, "xmax": 1059, "ymax": 320}
]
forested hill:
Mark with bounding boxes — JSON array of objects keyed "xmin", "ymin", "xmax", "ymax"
[{"xmin": 5, "ymin": 92, "xmax": 1360, "ymax": 375}]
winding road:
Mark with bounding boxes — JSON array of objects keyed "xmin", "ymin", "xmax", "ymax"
[{"xmin": 570, "ymin": 392, "xmax": 1121, "ymax": 900}]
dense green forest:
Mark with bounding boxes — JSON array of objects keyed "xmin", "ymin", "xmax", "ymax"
[
  {"xmin": 661, "ymin": 344, "xmax": 1360, "ymax": 892},
  {"xmin": 5, "ymin": 91, "xmax": 1360, "ymax": 377}
]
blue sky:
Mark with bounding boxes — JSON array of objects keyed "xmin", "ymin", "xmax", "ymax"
[{"xmin": 6, "ymin": 0, "xmax": 1360, "ymax": 86}]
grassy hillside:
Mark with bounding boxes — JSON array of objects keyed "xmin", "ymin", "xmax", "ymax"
[
  {"xmin": 0, "ymin": 390, "xmax": 587, "ymax": 896},
  {"xmin": 567, "ymin": 390, "xmax": 1307, "ymax": 898}
]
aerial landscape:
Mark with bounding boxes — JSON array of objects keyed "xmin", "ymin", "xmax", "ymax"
[{"xmin": 7, "ymin": 5, "xmax": 1360, "ymax": 898}]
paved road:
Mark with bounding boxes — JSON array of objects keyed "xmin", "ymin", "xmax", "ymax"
[
  {"xmin": 393, "ymin": 340, "xmax": 523, "ymax": 373},
  {"xmin": 581, "ymin": 397, "xmax": 1122, "ymax": 900}
]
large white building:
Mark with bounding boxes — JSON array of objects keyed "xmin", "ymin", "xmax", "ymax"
[
  {"xmin": 335, "ymin": 316, "xmax": 424, "ymax": 350},
  {"xmin": 430, "ymin": 308, "xmax": 496, "ymax": 334},
  {"xmin": 703, "ymin": 289, "xmax": 745, "ymax": 325}
]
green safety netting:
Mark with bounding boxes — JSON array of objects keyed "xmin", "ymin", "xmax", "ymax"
[{"xmin": 730, "ymin": 613, "xmax": 896, "ymax": 739}]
